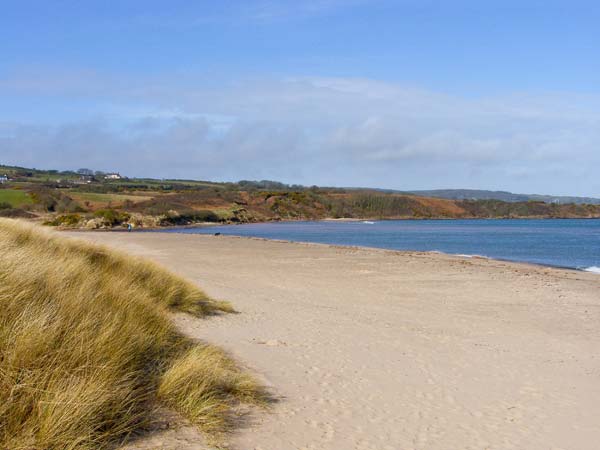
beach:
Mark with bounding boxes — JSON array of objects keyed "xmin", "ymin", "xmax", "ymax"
[{"xmin": 66, "ymin": 231, "xmax": 600, "ymax": 450}]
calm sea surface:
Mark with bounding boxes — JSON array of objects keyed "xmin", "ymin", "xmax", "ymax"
[{"xmin": 160, "ymin": 219, "xmax": 600, "ymax": 272}]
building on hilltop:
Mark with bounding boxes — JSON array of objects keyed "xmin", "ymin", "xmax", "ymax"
[
  {"xmin": 104, "ymin": 173, "xmax": 122, "ymax": 180},
  {"xmin": 78, "ymin": 174, "xmax": 94, "ymax": 183}
]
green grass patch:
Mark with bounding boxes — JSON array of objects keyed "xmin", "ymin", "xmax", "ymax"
[
  {"xmin": 70, "ymin": 192, "xmax": 152, "ymax": 205},
  {"xmin": 0, "ymin": 189, "xmax": 33, "ymax": 207}
]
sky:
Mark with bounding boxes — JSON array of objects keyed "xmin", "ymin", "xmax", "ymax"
[{"xmin": 1, "ymin": 0, "xmax": 599, "ymax": 196}]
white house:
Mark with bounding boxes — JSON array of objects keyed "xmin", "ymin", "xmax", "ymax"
[
  {"xmin": 0, "ymin": 175, "xmax": 8, "ymax": 184},
  {"xmin": 104, "ymin": 173, "xmax": 122, "ymax": 180}
]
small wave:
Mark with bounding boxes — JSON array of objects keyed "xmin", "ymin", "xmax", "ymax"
[
  {"xmin": 584, "ymin": 266, "xmax": 600, "ymax": 274},
  {"xmin": 362, "ymin": 221, "xmax": 376, "ymax": 225},
  {"xmin": 456, "ymin": 254, "xmax": 487, "ymax": 259}
]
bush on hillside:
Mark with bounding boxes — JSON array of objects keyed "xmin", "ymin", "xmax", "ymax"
[
  {"xmin": 159, "ymin": 209, "xmax": 221, "ymax": 225},
  {"xmin": 44, "ymin": 213, "xmax": 83, "ymax": 227},
  {"xmin": 94, "ymin": 208, "xmax": 130, "ymax": 226}
]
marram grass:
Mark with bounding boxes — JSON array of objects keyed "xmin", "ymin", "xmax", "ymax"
[{"xmin": 0, "ymin": 219, "xmax": 266, "ymax": 449}]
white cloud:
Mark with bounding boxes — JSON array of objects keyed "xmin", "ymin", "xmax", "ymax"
[{"xmin": 1, "ymin": 73, "xmax": 599, "ymax": 196}]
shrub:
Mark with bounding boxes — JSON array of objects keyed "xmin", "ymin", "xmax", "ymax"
[
  {"xmin": 45, "ymin": 213, "xmax": 82, "ymax": 227},
  {"xmin": 30, "ymin": 189, "xmax": 84, "ymax": 213},
  {"xmin": 94, "ymin": 208, "xmax": 130, "ymax": 226},
  {"xmin": 160, "ymin": 209, "xmax": 221, "ymax": 225},
  {"xmin": 56, "ymin": 196, "xmax": 86, "ymax": 213}
]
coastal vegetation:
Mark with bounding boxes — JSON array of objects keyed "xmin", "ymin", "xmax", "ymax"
[
  {"xmin": 0, "ymin": 219, "xmax": 266, "ymax": 448},
  {"xmin": 2, "ymin": 164, "xmax": 600, "ymax": 228}
]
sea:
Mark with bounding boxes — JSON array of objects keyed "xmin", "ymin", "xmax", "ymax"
[{"xmin": 160, "ymin": 219, "xmax": 600, "ymax": 273}]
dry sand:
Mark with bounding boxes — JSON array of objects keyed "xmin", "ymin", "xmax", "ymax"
[{"xmin": 66, "ymin": 231, "xmax": 600, "ymax": 450}]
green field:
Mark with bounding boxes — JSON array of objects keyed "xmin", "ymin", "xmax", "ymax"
[
  {"xmin": 0, "ymin": 189, "xmax": 33, "ymax": 207},
  {"xmin": 69, "ymin": 191, "xmax": 153, "ymax": 206}
]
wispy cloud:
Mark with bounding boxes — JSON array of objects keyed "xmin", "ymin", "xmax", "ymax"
[
  {"xmin": 122, "ymin": 0, "xmax": 376, "ymax": 30},
  {"xmin": 241, "ymin": 0, "xmax": 374, "ymax": 22},
  {"xmin": 1, "ymin": 71, "xmax": 599, "ymax": 195}
]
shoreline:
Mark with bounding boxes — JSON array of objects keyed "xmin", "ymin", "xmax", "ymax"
[
  {"xmin": 199, "ymin": 233, "xmax": 594, "ymax": 274},
  {"xmin": 56, "ymin": 215, "xmax": 600, "ymax": 233},
  {"xmin": 65, "ymin": 226, "xmax": 598, "ymax": 279},
  {"xmin": 145, "ymin": 224, "xmax": 600, "ymax": 275}
]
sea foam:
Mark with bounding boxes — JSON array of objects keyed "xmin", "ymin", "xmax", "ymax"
[{"xmin": 583, "ymin": 266, "xmax": 600, "ymax": 274}]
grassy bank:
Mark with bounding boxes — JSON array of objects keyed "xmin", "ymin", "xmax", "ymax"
[
  {"xmin": 0, "ymin": 219, "xmax": 266, "ymax": 449},
  {"xmin": 0, "ymin": 189, "xmax": 33, "ymax": 208}
]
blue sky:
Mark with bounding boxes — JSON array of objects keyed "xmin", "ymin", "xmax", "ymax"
[{"xmin": 1, "ymin": 0, "xmax": 599, "ymax": 195}]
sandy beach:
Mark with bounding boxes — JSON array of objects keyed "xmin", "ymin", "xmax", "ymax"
[{"xmin": 66, "ymin": 231, "xmax": 600, "ymax": 450}]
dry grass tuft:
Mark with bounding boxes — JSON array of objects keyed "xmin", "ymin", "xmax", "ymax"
[
  {"xmin": 159, "ymin": 345, "xmax": 269, "ymax": 436},
  {"xmin": 0, "ymin": 219, "xmax": 265, "ymax": 449}
]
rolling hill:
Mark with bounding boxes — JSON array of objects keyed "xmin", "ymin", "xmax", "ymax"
[
  {"xmin": 404, "ymin": 189, "xmax": 600, "ymax": 205},
  {"xmin": 2, "ymin": 164, "xmax": 600, "ymax": 227}
]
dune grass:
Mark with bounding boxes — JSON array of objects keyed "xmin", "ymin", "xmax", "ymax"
[{"xmin": 0, "ymin": 219, "xmax": 266, "ymax": 449}]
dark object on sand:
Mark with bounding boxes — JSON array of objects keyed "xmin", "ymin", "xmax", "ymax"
[{"xmin": 214, "ymin": 232, "xmax": 221, "ymax": 236}]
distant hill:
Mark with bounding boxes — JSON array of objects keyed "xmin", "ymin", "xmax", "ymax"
[
  {"xmin": 3, "ymin": 163, "xmax": 600, "ymax": 226},
  {"xmin": 402, "ymin": 189, "xmax": 600, "ymax": 205}
]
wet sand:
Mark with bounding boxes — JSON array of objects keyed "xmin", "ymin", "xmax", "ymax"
[{"xmin": 66, "ymin": 231, "xmax": 600, "ymax": 450}]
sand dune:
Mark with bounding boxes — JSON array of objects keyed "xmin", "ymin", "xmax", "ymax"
[{"xmin": 67, "ymin": 231, "xmax": 600, "ymax": 450}]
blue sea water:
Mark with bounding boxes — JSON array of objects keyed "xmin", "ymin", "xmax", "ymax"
[{"xmin": 161, "ymin": 219, "xmax": 600, "ymax": 272}]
